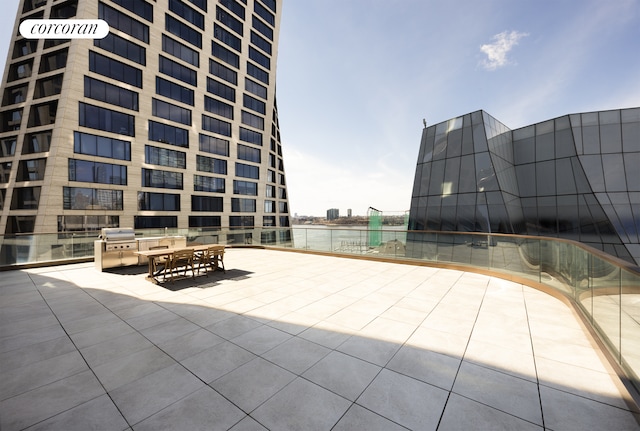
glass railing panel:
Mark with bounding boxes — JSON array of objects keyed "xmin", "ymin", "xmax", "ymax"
[
  {"xmin": 406, "ymin": 231, "xmax": 439, "ymax": 262},
  {"xmin": 621, "ymin": 268, "xmax": 640, "ymax": 381},
  {"xmin": 588, "ymin": 254, "xmax": 622, "ymax": 359}
]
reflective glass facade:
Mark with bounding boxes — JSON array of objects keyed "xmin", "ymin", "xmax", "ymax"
[{"xmin": 409, "ymin": 109, "xmax": 640, "ymax": 265}]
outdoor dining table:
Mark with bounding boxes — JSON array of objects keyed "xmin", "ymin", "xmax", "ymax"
[{"xmin": 135, "ymin": 244, "xmax": 224, "ymax": 282}]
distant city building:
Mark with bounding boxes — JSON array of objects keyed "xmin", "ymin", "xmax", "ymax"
[
  {"xmin": 347, "ymin": 208, "xmax": 352, "ymax": 217},
  {"xmin": 327, "ymin": 208, "xmax": 339, "ymax": 220},
  {"xmin": 0, "ymin": 0, "xmax": 289, "ymax": 237},
  {"xmin": 408, "ymin": 108, "xmax": 640, "ymax": 265}
]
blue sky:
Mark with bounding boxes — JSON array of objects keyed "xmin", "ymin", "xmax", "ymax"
[{"xmin": 2, "ymin": 0, "xmax": 639, "ymax": 217}]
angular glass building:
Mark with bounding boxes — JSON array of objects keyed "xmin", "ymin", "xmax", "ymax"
[
  {"xmin": 0, "ymin": 0, "xmax": 289, "ymax": 235},
  {"xmin": 408, "ymin": 108, "xmax": 640, "ymax": 265}
]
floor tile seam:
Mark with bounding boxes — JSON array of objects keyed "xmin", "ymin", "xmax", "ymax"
[
  {"xmin": 536, "ymin": 379, "xmax": 636, "ymax": 411},
  {"xmin": 22, "ymin": 274, "xmax": 134, "ymax": 429},
  {"xmin": 434, "ymin": 274, "xmax": 491, "ymax": 430},
  {"xmin": 447, "ymin": 391, "xmax": 547, "ymax": 428},
  {"xmin": 0, "ymin": 358, "xmax": 92, "ymax": 403},
  {"xmin": 122, "ymin": 382, "xmax": 217, "ymax": 429},
  {"xmin": 522, "ymin": 282, "xmax": 547, "ymax": 430}
]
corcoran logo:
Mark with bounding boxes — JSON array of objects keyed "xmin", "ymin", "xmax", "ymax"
[{"xmin": 19, "ymin": 19, "xmax": 110, "ymax": 39}]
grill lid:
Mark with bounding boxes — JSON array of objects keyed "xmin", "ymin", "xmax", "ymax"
[{"xmin": 100, "ymin": 228, "xmax": 136, "ymax": 241}]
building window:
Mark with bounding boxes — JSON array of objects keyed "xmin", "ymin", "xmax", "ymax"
[
  {"xmin": 245, "ymin": 78, "xmax": 267, "ymax": 99},
  {"xmin": 232, "ymin": 198, "xmax": 256, "ymax": 212},
  {"xmin": 2, "ymin": 84, "xmax": 29, "ymax": 106},
  {"xmin": 94, "ymin": 33, "xmax": 146, "ymax": 65},
  {"xmin": 247, "ymin": 62, "xmax": 269, "ymax": 85},
  {"xmin": 0, "ymin": 162, "xmax": 12, "ymax": 183},
  {"xmin": 235, "ymin": 162, "xmax": 259, "ymax": 179},
  {"xmin": 1, "ymin": 137, "xmax": 17, "ymax": 157},
  {"xmin": 152, "ymin": 98, "xmax": 192, "ymax": 125},
  {"xmin": 156, "ymin": 77, "xmax": 194, "ymax": 106},
  {"xmin": 137, "ymin": 192, "xmax": 180, "ymax": 211},
  {"xmin": 63, "ymin": 187, "xmax": 123, "ymax": 210},
  {"xmin": 249, "ymin": 46, "xmax": 270, "ymax": 69},
  {"xmin": 8, "ymin": 59, "xmax": 33, "ymax": 82},
  {"xmin": 207, "ymin": 77, "xmax": 235, "ymax": 102},
  {"xmin": 194, "ymin": 175, "xmax": 225, "ymax": 193},
  {"xmin": 234, "ymin": 180, "xmax": 257, "ymax": 195},
  {"xmin": 79, "ymin": 102, "xmax": 135, "ymax": 136},
  {"xmin": 84, "ymin": 76, "xmax": 139, "ymax": 111},
  {"xmin": 254, "ymin": 1, "xmax": 275, "ymax": 26},
  {"xmin": 279, "ymin": 216, "xmax": 290, "ymax": 227},
  {"xmin": 58, "ymin": 215, "xmax": 119, "ymax": 232},
  {"xmin": 51, "ymin": 0, "xmax": 78, "ymax": 18},
  {"xmin": 12, "ymin": 40, "xmax": 38, "ymax": 59},
  {"xmin": 265, "ymin": 184, "xmax": 275, "ymax": 197},
  {"xmin": 68, "ymin": 159, "xmax": 127, "ymax": 185},
  {"xmin": 229, "ymin": 215, "xmax": 254, "ymax": 227},
  {"xmin": 33, "ymin": 74, "xmax": 64, "ymax": 99},
  {"xmin": 145, "ymin": 145, "xmax": 186, "ymax": 168},
  {"xmin": 238, "ymin": 144, "xmax": 260, "ymax": 162},
  {"xmin": 220, "ymin": 0, "xmax": 245, "ymax": 19},
  {"xmin": 148, "ymin": 120, "xmax": 189, "ymax": 147},
  {"xmin": 212, "ymin": 41, "xmax": 239, "ymax": 68},
  {"xmin": 263, "ymin": 216, "xmax": 275, "ymax": 227},
  {"xmin": 278, "ymin": 187, "xmax": 287, "ymax": 199},
  {"xmin": 5, "ymin": 215, "xmax": 37, "ymax": 234},
  {"xmin": 10, "ymin": 186, "xmax": 41, "ymax": 210},
  {"xmin": 134, "ymin": 215, "xmax": 178, "ymax": 229},
  {"xmin": 39, "ymin": 48, "xmax": 68, "ymax": 73},
  {"xmin": 159, "ymin": 55, "xmax": 197, "ymax": 86},
  {"xmin": 252, "ymin": 16, "xmax": 273, "ymax": 40},
  {"xmin": 1, "ymin": 109, "xmax": 23, "ymax": 131},
  {"xmin": 204, "ymin": 96, "xmax": 233, "ymax": 119},
  {"xmin": 99, "ymin": 2, "xmax": 150, "ymax": 43},
  {"xmin": 74, "ymin": 131, "xmax": 131, "ymax": 160},
  {"xmin": 216, "ymin": 5, "xmax": 243, "ymax": 36},
  {"xmin": 162, "ymin": 34, "xmax": 198, "ymax": 67},
  {"xmin": 89, "ymin": 51, "xmax": 142, "ymax": 88},
  {"xmin": 169, "ymin": 0, "xmax": 204, "ymax": 29},
  {"xmin": 202, "ymin": 114, "xmax": 231, "ymax": 137},
  {"xmin": 187, "ymin": 0, "xmax": 207, "ymax": 12},
  {"xmin": 27, "ymin": 101, "xmax": 58, "ymax": 127},
  {"xmin": 165, "ymin": 14, "xmax": 201, "ymax": 48},
  {"xmin": 279, "ymin": 201, "xmax": 288, "ymax": 213},
  {"xmin": 192, "ymin": 195, "xmax": 223, "ymax": 211},
  {"xmin": 264, "ymin": 200, "xmax": 275, "ymax": 213},
  {"xmin": 210, "ymin": 59, "xmax": 237, "ymax": 85},
  {"xmin": 241, "ymin": 110, "xmax": 264, "ymax": 130},
  {"xmin": 108, "ymin": 0, "xmax": 153, "ymax": 22},
  {"xmin": 17, "ymin": 159, "xmax": 46, "ymax": 181},
  {"xmin": 214, "ymin": 23, "xmax": 242, "ymax": 52},
  {"xmin": 142, "ymin": 168, "xmax": 183, "ymax": 189},
  {"xmin": 189, "ymin": 216, "xmax": 221, "ymax": 228},
  {"xmin": 0, "ymin": 189, "xmax": 5, "ymax": 210},
  {"xmin": 240, "ymin": 127, "xmax": 262, "ymax": 146},
  {"xmin": 199, "ymin": 133, "xmax": 229, "ymax": 156},
  {"xmin": 196, "ymin": 155, "xmax": 227, "ymax": 174},
  {"xmin": 243, "ymin": 94, "xmax": 266, "ymax": 115},
  {"xmin": 250, "ymin": 30, "xmax": 272, "ymax": 55}
]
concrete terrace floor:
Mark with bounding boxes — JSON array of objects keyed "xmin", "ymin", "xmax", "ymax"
[{"xmin": 1, "ymin": 248, "xmax": 639, "ymax": 431}]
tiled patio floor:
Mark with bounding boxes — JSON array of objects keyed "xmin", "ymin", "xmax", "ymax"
[{"xmin": 1, "ymin": 248, "xmax": 639, "ymax": 430}]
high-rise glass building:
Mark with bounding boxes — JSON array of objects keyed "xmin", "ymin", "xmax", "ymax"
[
  {"xmin": 408, "ymin": 108, "xmax": 640, "ymax": 265},
  {"xmin": 0, "ymin": 0, "xmax": 289, "ymax": 236}
]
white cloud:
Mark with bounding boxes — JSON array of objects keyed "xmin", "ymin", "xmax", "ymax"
[{"xmin": 480, "ymin": 30, "xmax": 529, "ymax": 71}]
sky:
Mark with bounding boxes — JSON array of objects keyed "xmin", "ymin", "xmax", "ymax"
[{"xmin": 2, "ymin": 0, "xmax": 639, "ymax": 217}]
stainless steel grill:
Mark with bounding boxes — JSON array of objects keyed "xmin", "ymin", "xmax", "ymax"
[{"xmin": 95, "ymin": 228, "xmax": 138, "ymax": 270}]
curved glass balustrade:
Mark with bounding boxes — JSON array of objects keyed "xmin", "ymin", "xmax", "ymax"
[{"xmin": 1, "ymin": 226, "xmax": 639, "ymax": 397}]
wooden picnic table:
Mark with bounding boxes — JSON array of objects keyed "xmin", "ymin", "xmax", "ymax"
[{"xmin": 135, "ymin": 244, "xmax": 225, "ymax": 282}]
